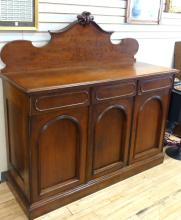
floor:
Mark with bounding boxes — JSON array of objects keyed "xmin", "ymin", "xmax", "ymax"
[{"xmin": 0, "ymin": 154, "xmax": 181, "ymax": 220}]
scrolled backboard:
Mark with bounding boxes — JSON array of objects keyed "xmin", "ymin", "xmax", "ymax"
[{"xmin": 0, "ymin": 12, "xmax": 139, "ymax": 73}]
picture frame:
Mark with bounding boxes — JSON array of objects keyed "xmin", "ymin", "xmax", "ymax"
[
  {"xmin": 0, "ymin": 0, "xmax": 38, "ymax": 30},
  {"xmin": 126, "ymin": 0, "xmax": 163, "ymax": 24},
  {"xmin": 165, "ymin": 0, "xmax": 181, "ymax": 13}
]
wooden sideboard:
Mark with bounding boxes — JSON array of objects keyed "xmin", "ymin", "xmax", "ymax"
[{"xmin": 0, "ymin": 12, "xmax": 178, "ymax": 220}]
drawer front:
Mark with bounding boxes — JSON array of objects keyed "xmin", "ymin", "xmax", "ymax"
[
  {"xmin": 32, "ymin": 90, "xmax": 89, "ymax": 113},
  {"xmin": 138, "ymin": 76, "xmax": 173, "ymax": 95},
  {"xmin": 93, "ymin": 81, "xmax": 136, "ymax": 103}
]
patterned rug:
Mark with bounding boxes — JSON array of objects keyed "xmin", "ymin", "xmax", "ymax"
[{"xmin": 164, "ymin": 132, "xmax": 181, "ymax": 146}]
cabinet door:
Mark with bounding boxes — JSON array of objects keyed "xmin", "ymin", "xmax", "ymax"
[
  {"xmin": 129, "ymin": 77, "xmax": 172, "ymax": 164},
  {"xmin": 30, "ymin": 107, "xmax": 88, "ymax": 201},
  {"xmin": 87, "ymin": 98, "xmax": 133, "ymax": 179}
]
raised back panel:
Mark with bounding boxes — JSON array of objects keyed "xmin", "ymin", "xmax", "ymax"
[{"xmin": 0, "ymin": 12, "xmax": 139, "ymax": 74}]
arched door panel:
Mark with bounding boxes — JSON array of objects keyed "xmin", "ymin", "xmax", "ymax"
[
  {"xmin": 129, "ymin": 92, "xmax": 170, "ymax": 163},
  {"xmin": 88, "ymin": 98, "xmax": 133, "ymax": 179},
  {"xmin": 38, "ymin": 117, "xmax": 79, "ymax": 192},
  {"xmin": 93, "ymin": 107, "xmax": 126, "ymax": 172},
  {"xmin": 135, "ymin": 98, "xmax": 162, "ymax": 154},
  {"xmin": 31, "ymin": 107, "xmax": 88, "ymax": 201}
]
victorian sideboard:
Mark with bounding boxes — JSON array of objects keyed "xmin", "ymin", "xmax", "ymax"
[{"xmin": 0, "ymin": 12, "xmax": 178, "ymax": 219}]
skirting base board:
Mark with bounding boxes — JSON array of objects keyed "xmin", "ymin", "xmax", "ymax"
[{"xmin": 6, "ymin": 153, "xmax": 164, "ymax": 220}]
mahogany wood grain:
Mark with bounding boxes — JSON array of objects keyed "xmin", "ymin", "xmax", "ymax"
[
  {"xmin": 31, "ymin": 89, "xmax": 89, "ymax": 114},
  {"xmin": 129, "ymin": 83, "xmax": 172, "ymax": 164},
  {"xmin": 90, "ymin": 98, "xmax": 133, "ymax": 179},
  {"xmin": 30, "ymin": 107, "xmax": 88, "ymax": 202},
  {"xmin": 0, "ymin": 62, "xmax": 177, "ymax": 93},
  {"xmin": 138, "ymin": 75, "xmax": 173, "ymax": 95},
  {"xmin": 4, "ymin": 82, "xmax": 30, "ymax": 200},
  {"xmin": 0, "ymin": 12, "xmax": 178, "ymax": 220},
  {"xmin": 0, "ymin": 19, "xmax": 138, "ymax": 74},
  {"xmin": 93, "ymin": 80, "xmax": 136, "ymax": 103},
  {"xmin": 174, "ymin": 41, "xmax": 181, "ymax": 79}
]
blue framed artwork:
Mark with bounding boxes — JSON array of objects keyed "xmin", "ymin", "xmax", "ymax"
[{"xmin": 126, "ymin": 0, "xmax": 163, "ymax": 24}]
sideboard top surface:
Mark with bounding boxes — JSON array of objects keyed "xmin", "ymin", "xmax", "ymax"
[{"xmin": 1, "ymin": 62, "xmax": 177, "ymax": 93}]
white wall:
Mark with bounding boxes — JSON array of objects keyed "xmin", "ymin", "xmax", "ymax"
[{"xmin": 0, "ymin": 0, "xmax": 181, "ymax": 178}]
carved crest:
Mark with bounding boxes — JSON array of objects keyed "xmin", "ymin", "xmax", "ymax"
[{"xmin": 77, "ymin": 11, "xmax": 94, "ymax": 26}]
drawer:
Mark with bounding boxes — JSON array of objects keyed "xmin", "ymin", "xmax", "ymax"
[
  {"xmin": 32, "ymin": 90, "xmax": 89, "ymax": 113},
  {"xmin": 138, "ymin": 76, "xmax": 173, "ymax": 95},
  {"xmin": 93, "ymin": 81, "xmax": 136, "ymax": 103}
]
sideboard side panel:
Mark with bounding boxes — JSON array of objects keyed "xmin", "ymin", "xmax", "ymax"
[{"xmin": 3, "ymin": 81, "xmax": 30, "ymax": 200}]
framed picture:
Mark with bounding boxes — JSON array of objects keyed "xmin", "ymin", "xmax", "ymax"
[
  {"xmin": 126, "ymin": 0, "xmax": 163, "ymax": 24},
  {"xmin": 166, "ymin": 0, "xmax": 181, "ymax": 13},
  {"xmin": 0, "ymin": 0, "xmax": 38, "ymax": 30}
]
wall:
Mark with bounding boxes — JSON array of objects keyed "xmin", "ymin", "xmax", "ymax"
[{"xmin": 0, "ymin": 0, "xmax": 181, "ymax": 178}]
